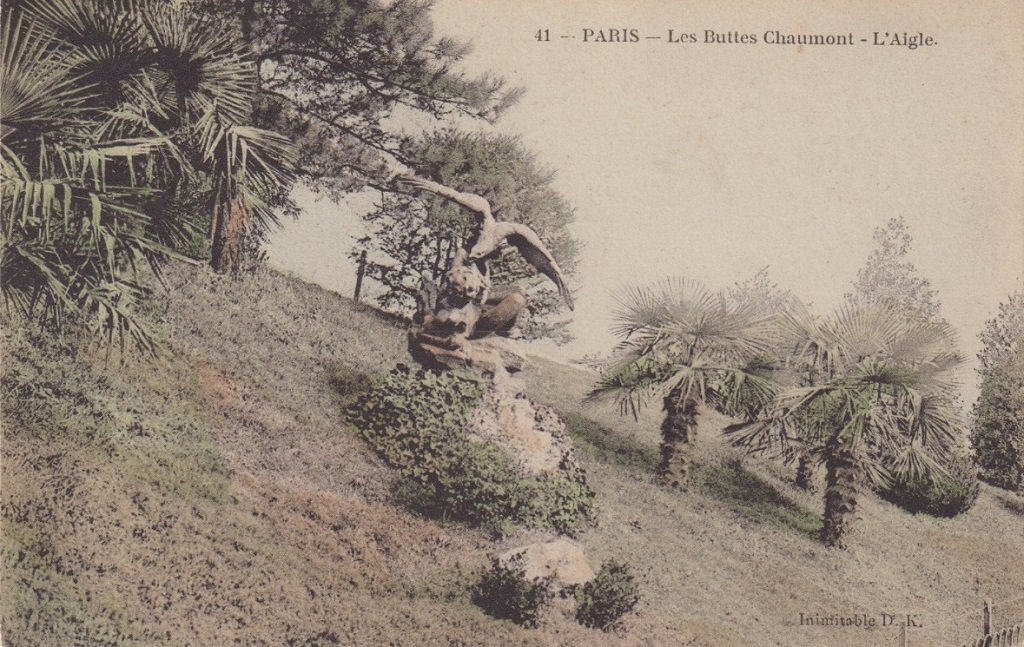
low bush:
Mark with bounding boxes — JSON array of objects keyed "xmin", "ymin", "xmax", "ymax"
[
  {"xmin": 879, "ymin": 454, "xmax": 979, "ymax": 517},
  {"xmin": 519, "ymin": 460, "xmax": 596, "ymax": 536},
  {"xmin": 472, "ymin": 558, "xmax": 553, "ymax": 628},
  {"xmin": 574, "ymin": 560, "xmax": 640, "ymax": 631},
  {"xmin": 392, "ymin": 441, "xmax": 528, "ymax": 537},
  {"xmin": 348, "ymin": 365, "xmax": 596, "ymax": 536}
]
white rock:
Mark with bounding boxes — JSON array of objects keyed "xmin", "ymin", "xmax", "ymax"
[{"xmin": 498, "ymin": 539, "xmax": 595, "ymax": 588}]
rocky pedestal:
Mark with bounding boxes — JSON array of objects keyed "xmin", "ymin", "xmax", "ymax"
[
  {"xmin": 407, "ymin": 263, "xmax": 597, "ymax": 599},
  {"xmin": 410, "ymin": 336, "xmax": 598, "ymax": 593},
  {"xmin": 466, "ymin": 372, "xmax": 578, "ymax": 478}
]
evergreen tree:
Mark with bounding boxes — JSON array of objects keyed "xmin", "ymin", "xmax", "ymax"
[{"xmin": 196, "ymin": 0, "xmax": 522, "ymax": 271}]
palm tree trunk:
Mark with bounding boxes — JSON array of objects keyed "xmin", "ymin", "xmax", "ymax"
[
  {"xmin": 795, "ymin": 452, "xmax": 815, "ymax": 491},
  {"xmin": 659, "ymin": 386, "xmax": 700, "ymax": 488},
  {"xmin": 241, "ymin": 0, "xmax": 256, "ymax": 42},
  {"xmin": 821, "ymin": 442, "xmax": 860, "ymax": 548},
  {"xmin": 211, "ymin": 198, "xmax": 247, "ymax": 274}
]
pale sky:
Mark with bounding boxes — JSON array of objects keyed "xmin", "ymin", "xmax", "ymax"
[{"xmin": 268, "ymin": 0, "xmax": 1024, "ymax": 397}]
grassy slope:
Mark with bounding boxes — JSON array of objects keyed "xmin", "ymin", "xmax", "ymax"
[{"xmin": 3, "ymin": 263, "xmax": 1023, "ymax": 646}]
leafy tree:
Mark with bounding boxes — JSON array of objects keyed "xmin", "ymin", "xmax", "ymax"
[
  {"xmin": 355, "ymin": 130, "xmax": 579, "ymax": 342},
  {"xmin": 972, "ymin": 292, "xmax": 1024, "ymax": 491},
  {"xmin": 589, "ymin": 277, "xmax": 776, "ymax": 487},
  {"xmin": 847, "ymin": 216, "xmax": 944, "ymax": 324},
  {"xmin": 1, "ymin": 0, "xmax": 294, "ymax": 348},
  {"xmin": 728, "ymin": 303, "xmax": 964, "ymax": 547},
  {"xmin": 195, "ymin": 0, "xmax": 522, "ymax": 270},
  {"xmin": 728, "ymin": 267, "xmax": 802, "ymax": 318},
  {"xmin": 977, "ymin": 291, "xmax": 1024, "ymax": 373}
]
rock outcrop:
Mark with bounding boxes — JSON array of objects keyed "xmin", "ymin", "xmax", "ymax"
[
  {"xmin": 466, "ymin": 372, "xmax": 579, "ymax": 478},
  {"xmin": 497, "ymin": 539, "xmax": 595, "ymax": 590}
]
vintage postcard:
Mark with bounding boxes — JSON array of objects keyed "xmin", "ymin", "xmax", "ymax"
[{"xmin": 2, "ymin": 1, "xmax": 1022, "ymax": 646}]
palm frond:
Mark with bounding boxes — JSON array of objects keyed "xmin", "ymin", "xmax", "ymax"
[
  {"xmin": 901, "ymin": 389, "xmax": 960, "ymax": 451},
  {"xmin": 710, "ymin": 360, "xmax": 781, "ymax": 420},
  {"xmin": 586, "ymin": 352, "xmax": 667, "ymax": 419},
  {"xmin": 2, "ymin": 0, "xmax": 293, "ymax": 351},
  {"xmin": 652, "ymin": 363, "xmax": 707, "ymax": 407},
  {"xmin": 0, "ymin": 11, "xmax": 92, "ymax": 142},
  {"xmin": 861, "ymin": 458, "xmax": 894, "ymax": 490},
  {"xmin": 610, "ymin": 279, "xmax": 680, "ymax": 338},
  {"xmin": 724, "ymin": 418, "xmax": 789, "ymax": 456},
  {"xmin": 888, "ymin": 443, "xmax": 949, "ymax": 483},
  {"xmin": 21, "ymin": 0, "xmax": 151, "ymax": 102},
  {"xmin": 142, "ymin": 2, "xmax": 254, "ymax": 127},
  {"xmin": 887, "ymin": 320, "xmax": 959, "ymax": 364},
  {"xmin": 850, "ymin": 358, "xmax": 920, "ymax": 389},
  {"xmin": 824, "ymin": 300, "xmax": 907, "ymax": 365},
  {"xmin": 776, "ymin": 303, "xmax": 843, "ymax": 379},
  {"xmin": 77, "ymin": 277, "xmax": 159, "ymax": 357},
  {"xmin": 611, "ymin": 276, "xmax": 777, "ymax": 363},
  {"xmin": 206, "ymin": 124, "xmax": 296, "ymax": 238}
]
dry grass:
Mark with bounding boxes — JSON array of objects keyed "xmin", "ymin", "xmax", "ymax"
[{"xmin": 3, "ymin": 262, "xmax": 1023, "ymax": 646}]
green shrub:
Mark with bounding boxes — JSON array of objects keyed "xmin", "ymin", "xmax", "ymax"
[
  {"xmin": 347, "ymin": 364, "xmax": 486, "ymax": 467},
  {"xmin": 879, "ymin": 455, "xmax": 979, "ymax": 517},
  {"xmin": 347, "ymin": 365, "xmax": 596, "ymax": 535},
  {"xmin": 972, "ymin": 366, "xmax": 1024, "ymax": 492},
  {"xmin": 472, "ymin": 558, "xmax": 553, "ymax": 628},
  {"xmin": 518, "ymin": 461, "xmax": 596, "ymax": 536},
  {"xmin": 393, "ymin": 441, "xmax": 528, "ymax": 536},
  {"xmin": 574, "ymin": 560, "xmax": 640, "ymax": 631}
]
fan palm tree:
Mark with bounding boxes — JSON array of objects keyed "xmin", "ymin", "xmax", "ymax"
[
  {"xmin": 1, "ymin": 0, "xmax": 294, "ymax": 350},
  {"xmin": 589, "ymin": 277, "xmax": 778, "ymax": 487},
  {"xmin": 727, "ymin": 302, "xmax": 964, "ymax": 547}
]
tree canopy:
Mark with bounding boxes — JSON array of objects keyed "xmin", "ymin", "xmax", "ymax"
[
  {"xmin": 977, "ymin": 291, "xmax": 1024, "ymax": 373},
  {"xmin": 2, "ymin": 0, "xmax": 525, "ymax": 347},
  {"xmin": 197, "ymin": 0, "xmax": 522, "ymax": 198},
  {"xmin": 847, "ymin": 216, "xmax": 944, "ymax": 324},
  {"xmin": 590, "ymin": 277, "xmax": 777, "ymax": 486}
]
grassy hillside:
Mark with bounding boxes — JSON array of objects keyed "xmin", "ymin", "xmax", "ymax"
[{"xmin": 3, "ymin": 263, "xmax": 1023, "ymax": 646}]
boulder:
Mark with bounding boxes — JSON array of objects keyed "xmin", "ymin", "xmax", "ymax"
[{"xmin": 497, "ymin": 539, "xmax": 595, "ymax": 589}]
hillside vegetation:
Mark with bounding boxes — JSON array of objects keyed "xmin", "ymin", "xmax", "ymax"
[{"xmin": 3, "ymin": 264, "xmax": 1023, "ymax": 646}]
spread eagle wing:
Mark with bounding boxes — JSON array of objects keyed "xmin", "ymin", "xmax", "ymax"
[
  {"xmin": 503, "ymin": 222, "xmax": 575, "ymax": 311},
  {"xmin": 395, "ymin": 174, "xmax": 495, "ymax": 226}
]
